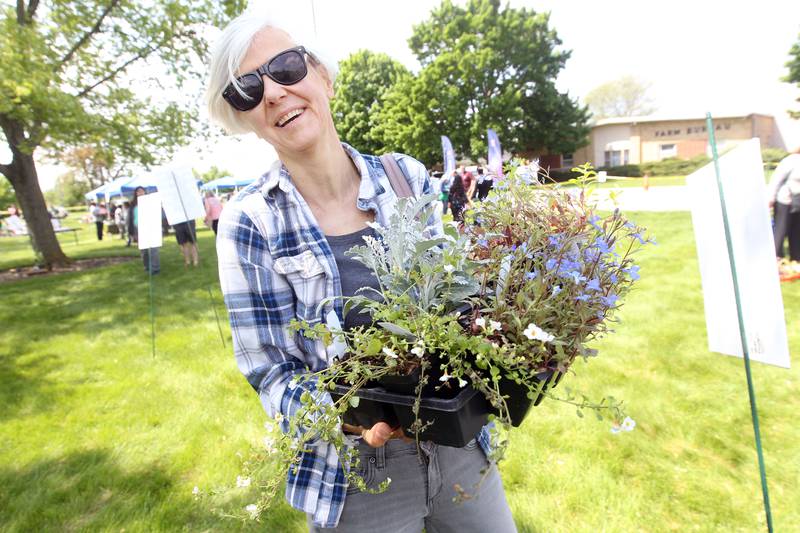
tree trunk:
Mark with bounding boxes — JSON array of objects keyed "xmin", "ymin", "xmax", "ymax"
[{"xmin": 1, "ymin": 121, "xmax": 69, "ymax": 269}]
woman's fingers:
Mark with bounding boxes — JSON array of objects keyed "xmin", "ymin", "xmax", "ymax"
[{"xmin": 362, "ymin": 421, "xmax": 394, "ymax": 447}]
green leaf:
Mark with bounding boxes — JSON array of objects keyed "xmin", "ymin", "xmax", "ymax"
[
  {"xmin": 349, "ymin": 396, "xmax": 360, "ymax": 408},
  {"xmin": 378, "ymin": 322, "xmax": 416, "ymax": 341}
]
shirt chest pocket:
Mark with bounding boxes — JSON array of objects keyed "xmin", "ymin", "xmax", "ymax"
[{"xmin": 273, "ymin": 250, "xmax": 328, "ymax": 319}]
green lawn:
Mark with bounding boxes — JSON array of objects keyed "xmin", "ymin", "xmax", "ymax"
[
  {"xmin": 1, "ymin": 213, "xmax": 798, "ymax": 532},
  {"xmin": 591, "ymin": 175, "xmax": 686, "ymax": 188},
  {"xmin": 0, "ymin": 220, "xmax": 139, "ymax": 270}
]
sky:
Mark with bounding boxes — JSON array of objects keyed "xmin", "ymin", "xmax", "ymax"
[{"xmin": 20, "ymin": 0, "xmax": 800, "ymax": 190}]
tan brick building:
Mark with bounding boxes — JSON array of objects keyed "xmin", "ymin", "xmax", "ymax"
[{"xmin": 565, "ymin": 113, "xmax": 784, "ymax": 169}]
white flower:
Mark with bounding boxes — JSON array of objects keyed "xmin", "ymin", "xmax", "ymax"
[
  {"xmin": 523, "ymin": 323, "xmax": 555, "ymax": 343},
  {"xmin": 411, "ymin": 346, "xmax": 425, "ymax": 358},
  {"xmin": 382, "ymin": 346, "xmax": 398, "ymax": 359},
  {"xmin": 439, "ymin": 372, "xmax": 452, "ymax": 382},
  {"xmin": 236, "ymin": 476, "xmax": 251, "ymax": 488},
  {"xmin": 443, "ymin": 264, "xmax": 455, "ymax": 274},
  {"xmin": 621, "ymin": 417, "xmax": 636, "ymax": 432},
  {"xmin": 488, "ymin": 320, "xmax": 502, "ymax": 333},
  {"xmin": 263, "ymin": 436, "xmax": 277, "ymax": 454},
  {"xmin": 274, "ymin": 412, "xmax": 284, "ymax": 424},
  {"xmin": 245, "ymin": 504, "xmax": 259, "ymax": 519},
  {"xmin": 610, "ymin": 417, "xmax": 636, "ymax": 434},
  {"xmin": 192, "ymin": 486, "xmax": 200, "ymax": 496},
  {"xmin": 475, "ymin": 317, "xmax": 486, "ymax": 328},
  {"xmin": 458, "ymin": 378, "xmax": 468, "ymax": 388}
]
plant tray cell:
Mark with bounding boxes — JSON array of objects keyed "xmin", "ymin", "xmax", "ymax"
[
  {"xmin": 331, "ymin": 384, "xmax": 489, "ymax": 448},
  {"xmin": 493, "ymin": 369, "xmax": 563, "ymax": 427}
]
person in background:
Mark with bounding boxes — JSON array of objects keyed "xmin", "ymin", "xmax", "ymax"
[
  {"xmin": 89, "ymin": 201, "xmax": 104, "ymax": 240},
  {"xmin": 128, "ymin": 186, "xmax": 160, "ymax": 274},
  {"xmin": 448, "ymin": 169, "xmax": 471, "ymax": 224},
  {"xmin": 173, "ymin": 219, "xmax": 199, "ymax": 267},
  {"xmin": 115, "ymin": 201, "xmax": 129, "ymax": 241},
  {"xmin": 2, "ymin": 205, "xmax": 27, "ymax": 235},
  {"xmin": 439, "ymin": 171, "xmax": 452, "ymax": 215},
  {"xmin": 206, "ymin": 9, "xmax": 515, "ymax": 531},
  {"xmin": 768, "ymin": 146, "xmax": 800, "ymax": 262},
  {"xmin": 476, "ymin": 167, "xmax": 493, "ymax": 201},
  {"xmin": 459, "ymin": 165, "xmax": 476, "ymax": 202},
  {"xmin": 203, "ymin": 191, "xmax": 223, "ymax": 235}
]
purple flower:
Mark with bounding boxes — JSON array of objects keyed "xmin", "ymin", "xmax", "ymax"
[
  {"xmin": 525, "ymin": 270, "xmax": 539, "ymax": 280},
  {"xmin": 575, "ymin": 294, "xmax": 590, "ymax": 302},
  {"xmin": 586, "ymin": 278, "xmax": 601, "ymax": 292},
  {"xmin": 566, "ymin": 271, "xmax": 586, "ymax": 284},
  {"xmin": 624, "ymin": 265, "xmax": 640, "ymax": 281},
  {"xmin": 477, "ymin": 238, "xmax": 489, "ymax": 248},
  {"xmin": 601, "ymin": 293, "xmax": 619, "ymax": 307},
  {"xmin": 588, "ymin": 214, "xmax": 603, "ymax": 231},
  {"xmin": 545, "ymin": 258, "xmax": 558, "ymax": 271},
  {"xmin": 594, "ymin": 237, "xmax": 611, "ymax": 254}
]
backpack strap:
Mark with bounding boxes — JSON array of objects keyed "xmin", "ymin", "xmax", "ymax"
[{"xmin": 379, "ymin": 154, "xmax": 414, "ymax": 199}]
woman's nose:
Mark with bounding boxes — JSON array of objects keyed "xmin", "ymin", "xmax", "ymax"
[{"xmin": 261, "ymin": 74, "xmax": 288, "ymax": 105}]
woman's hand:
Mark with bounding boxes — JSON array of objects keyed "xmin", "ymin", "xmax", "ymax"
[{"xmin": 342, "ymin": 422, "xmax": 409, "ymax": 447}]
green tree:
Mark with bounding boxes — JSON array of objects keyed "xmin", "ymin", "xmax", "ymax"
[
  {"xmin": 377, "ymin": 0, "xmax": 589, "ymax": 166},
  {"xmin": 0, "ymin": 0, "xmax": 244, "ymax": 268},
  {"xmin": 785, "ymin": 33, "xmax": 800, "ymax": 119},
  {"xmin": 0, "ymin": 177, "xmax": 15, "ymax": 208},
  {"xmin": 584, "ymin": 75, "xmax": 656, "ymax": 119},
  {"xmin": 195, "ymin": 165, "xmax": 231, "ymax": 184},
  {"xmin": 45, "ymin": 171, "xmax": 91, "ymax": 207},
  {"xmin": 331, "ymin": 50, "xmax": 410, "ymax": 154}
]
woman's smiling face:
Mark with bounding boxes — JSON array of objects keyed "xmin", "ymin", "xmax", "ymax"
[{"xmin": 236, "ymin": 27, "xmax": 335, "ymax": 157}]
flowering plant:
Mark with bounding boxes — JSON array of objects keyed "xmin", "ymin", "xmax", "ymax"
[
  {"xmin": 212, "ymin": 163, "xmax": 651, "ymax": 519},
  {"xmin": 454, "ymin": 161, "xmax": 653, "ymax": 418}
]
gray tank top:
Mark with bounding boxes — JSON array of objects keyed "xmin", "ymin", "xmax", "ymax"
[{"xmin": 325, "ymin": 227, "xmax": 383, "ymax": 331}]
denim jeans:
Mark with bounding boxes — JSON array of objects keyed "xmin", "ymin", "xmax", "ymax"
[
  {"xmin": 307, "ymin": 438, "xmax": 517, "ymax": 533},
  {"xmin": 141, "ymin": 247, "xmax": 160, "ymax": 274}
]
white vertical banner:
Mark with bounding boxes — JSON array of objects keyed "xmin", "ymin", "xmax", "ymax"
[
  {"xmin": 686, "ymin": 138, "xmax": 790, "ymax": 368},
  {"xmin": 156, "ymin": 166, "xmax": 205, "ymax": 225},
  {"xmin": 137, "ymin": 192, "xmax": 163, "ymax": 250}
]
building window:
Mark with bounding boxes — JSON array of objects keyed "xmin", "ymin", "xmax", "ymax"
[
  {"xmin": 605, "ymin": 150, "xmax": 623, "ymax": 167},
  {"xmin": 623, "ymin": 149, "xmax": 630, "ymax": 165},
  {"xmin": 660, "ymin": 144, "xmax": 677, "ymax": 159},
  {"xmin": 562, "ymin": 153, "xmax": 574, "ymax": 167}
]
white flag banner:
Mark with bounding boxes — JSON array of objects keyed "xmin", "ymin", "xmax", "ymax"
[
  {"xmin": 137, "ymin": 192, "xmax": 163, "ymax": 250},
  {"xmin": 156, "ymin": 166, "xmax": 205, "ymax": 225},
  {"xmin": 686, "ymin": 138, "xmax": 790, "ymax": 368}
]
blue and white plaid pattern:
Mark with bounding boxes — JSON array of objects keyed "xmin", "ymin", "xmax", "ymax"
[{"xmin": 217, "ymin": 143, "xmax": 491, "ymax": 528}]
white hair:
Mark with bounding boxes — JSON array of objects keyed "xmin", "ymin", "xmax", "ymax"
[{"xmin": 205, "ymin": 7, "xmax": 338, "ymax": 135}]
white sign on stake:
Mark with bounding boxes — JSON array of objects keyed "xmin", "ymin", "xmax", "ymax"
[
  {"xmin": 686, "ymin": 138, "xmax": 790, "ymax": 368},
  {"xmin": 137, "ymin": 192, "xmax": 163, "ymax": 250},
  {"xmin": 156, "ymin": 166, "xmax": 205, "ymax": 225}
]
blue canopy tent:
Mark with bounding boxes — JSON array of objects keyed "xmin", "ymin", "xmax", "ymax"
[
  {"xmin": 200, "ymin": 175, "xmax": 257, "ymax": 192},
  {"xmin": 120, "ymin": 173, "xmax": 159, "ymax": 195},
  {"xmin": 99, "ymin": 176, "xmax": 137, "ymax": 199}
]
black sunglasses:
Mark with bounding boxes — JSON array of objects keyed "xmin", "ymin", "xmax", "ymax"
[{"xmin": 222, "ymin": 46, "xmax": 316, "ymax": 112}]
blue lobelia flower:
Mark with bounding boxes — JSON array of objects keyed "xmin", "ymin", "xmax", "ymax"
[
  {"xmin": 588, "ymin": 214, "xmax": 603, "ymax": 232},
  {"xmin": 623, "ymin": 265, "xmax": 640, "ymax": 280},
  {"xmin": 545, "ymin": 258, "xmax": 558, "ymax": 271},
  {"xmin": 601, "ymin": 293, "xmax": 619, "ymax": 307},
  {"xmin": 575, "ymin": 294, "xmax": 591, "ymax": 302},
  {"xmin": 586, "ymin": 278, "xmax": 601, "ymax": 292}
]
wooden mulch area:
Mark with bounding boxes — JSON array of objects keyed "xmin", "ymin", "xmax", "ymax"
[{"xmin": 0, "ymin": 256, "xmax": 136, "ymax": 284}]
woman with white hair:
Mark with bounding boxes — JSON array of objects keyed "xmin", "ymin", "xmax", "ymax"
[{"xmin": 207, "ymin": 9, "xmax": 516, "ymax": 532}]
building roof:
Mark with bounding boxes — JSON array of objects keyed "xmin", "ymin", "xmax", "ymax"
[{"xmin": 592, "ymin": 112, "xmax": 774, "ymax": 127}]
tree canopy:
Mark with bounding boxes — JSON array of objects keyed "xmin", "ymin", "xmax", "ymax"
[
  {"xmin": 0, "ymin": 0, "xmax": 244, "ymax": 267},
  {"xmin": 584, "ymin": 75, "xmax": 656, "ymax": 119},
  {"xmin": 331, "ymin": 50, "xmax": 410, "ymax": 155},
  {"xmin": 374, "ymin": 0, "xmax": 589, "ymax": 166},
  {"xmin": 785, "ymin": 33, "xmax": 800, "ymax": 119}
]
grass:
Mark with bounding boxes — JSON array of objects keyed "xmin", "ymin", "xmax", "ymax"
[
  {"xmin": 590, "ymin": 175, "xmax": 686, "ymax": 188},
  {"xmin": 1, "ymin": 213, "xmax": 799, "ymax": 532},
  {"xmin": 0, "ymin": 221, "xmax": 139, "ymax": 270}
]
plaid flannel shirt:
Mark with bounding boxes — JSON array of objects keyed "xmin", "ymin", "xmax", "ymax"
[{"xmin": 217, "ymin": 143, "xmax": 491, "ymax": 528}]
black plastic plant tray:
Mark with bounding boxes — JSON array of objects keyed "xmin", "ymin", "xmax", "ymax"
[
  {"xmin": 493, "ymin": 369, "xmax": 562, "ymax": 427},
  {"xmin": 331, "ymin": 384, "xmax": 489, "ymax": 448}
]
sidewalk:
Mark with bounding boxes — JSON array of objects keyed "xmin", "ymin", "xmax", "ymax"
[{"xmin": 591, "ymin": 186, "xmax": 691, "ymax": 212}]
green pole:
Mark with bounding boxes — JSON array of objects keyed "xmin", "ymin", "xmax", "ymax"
[
  {"xmin": 149, "ymin": 250, "xmax": 156, "ymax": 358},
  {"xmin": 706, "ymin": 113, "xmax": 773, "ymax": 532}
]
